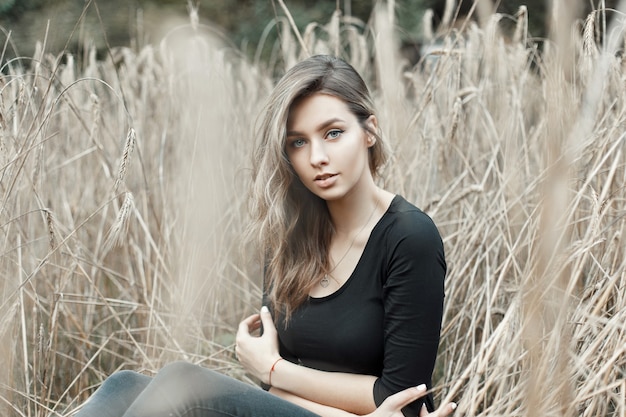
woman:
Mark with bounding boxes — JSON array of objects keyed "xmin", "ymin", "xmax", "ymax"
[{"xmin": 73, "ymin": 55, "xmax": 454, "ymax": 417}]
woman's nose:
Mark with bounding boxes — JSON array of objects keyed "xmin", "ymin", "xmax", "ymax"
[{"xmin": 309, "ymin": 139, "xmax": 329, "ymax": 167}]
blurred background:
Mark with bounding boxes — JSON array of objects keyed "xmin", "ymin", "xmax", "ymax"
[{"xmin": 0, "ymin": 0, "xmax": 613, "ymax": 64}]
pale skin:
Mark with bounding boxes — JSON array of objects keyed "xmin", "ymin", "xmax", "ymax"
[{"xmin": 236, "ymin": 93, "xmax": 456, "ymax": 417}]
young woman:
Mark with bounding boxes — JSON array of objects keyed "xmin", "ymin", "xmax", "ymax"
[{"xmin": 73, "ymin": 55, "xmax": 454, "ymax": 417}]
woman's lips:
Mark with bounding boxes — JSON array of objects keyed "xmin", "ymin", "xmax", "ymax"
[{"xmin": 314, "ymin": 173, "xmax": 338, "ymax": 188}]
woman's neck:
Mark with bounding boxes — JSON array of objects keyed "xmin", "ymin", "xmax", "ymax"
[{"xmin": 326, "ymin": 185, "xmax": 384, "ymax": 237}]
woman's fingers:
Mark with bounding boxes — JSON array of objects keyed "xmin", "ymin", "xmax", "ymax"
[
  {"xmin": 237, "ymin": 313, "xmax": 260, "ymax": 335},
  {"xmin": 420, "ymin": 402, "xmax": 457, "ymax": 417},
  {"xmin": 258, "ymin": 305, "xmax": 276, "ymax": 335},
  {"xmin": 235, "ymin": 307, "xmax": 276, "ymax": 353},
  {"xmin": 375, "ymin": 386, "xmax": 456, "ymax": 417},
  {"xmin": 379, "ymin": 385, "xmax": 428, "ymax": 412},
  {"xmin": 235, "ymin": 314, "xmax": 260, "ymax": 359},
  {"xmin": 440, "ymin": 402, "xmax": 457, "ymax": 416},
  {"xmin": 234, "ymin": 308, "xmax": 281, "ymax": 382}
]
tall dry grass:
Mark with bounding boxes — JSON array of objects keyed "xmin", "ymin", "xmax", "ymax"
[{"xmin": 0, "ymin": 1, "xmax": 624, "ymax": 416}]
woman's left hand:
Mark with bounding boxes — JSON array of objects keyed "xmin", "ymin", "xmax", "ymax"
[
  {"xmin": 235, "ymin": 306, "xmax": 282, "ymax": 384},
  {"xmin": 365, "ymin": 385, "xmax": 456, "ymax": 417}
]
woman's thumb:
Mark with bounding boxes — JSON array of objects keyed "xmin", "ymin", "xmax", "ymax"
[{"xmin": 260, "ymin": 306, "xmax": 276, "ymax": 331}]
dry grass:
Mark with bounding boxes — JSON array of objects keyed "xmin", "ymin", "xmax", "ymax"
[{"xmin": 1, "ymin": 2, "xmax": 625, "ymax": 416}]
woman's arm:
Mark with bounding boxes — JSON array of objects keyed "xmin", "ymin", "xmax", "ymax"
[
  {"xmin": 270, "ymin": 385, "xmax": 457, "ymax": 417},
  {"xmin": 236, "ymin": 303, "xmax": 449, "ymax": 416},
  {"xmin": 270, "ymin": 387, "xmax": 356, "ymax": 417},
  {"xmin": 236, "ymin": 309, "xmax": 378, "ymax": 415},
  {"xmin": 270, "ymin": 354, "xmax": 377, "ymax": 414},
  {"xmin": 372, "ymin": 210, "xmax": 446, "ymax": 414}
]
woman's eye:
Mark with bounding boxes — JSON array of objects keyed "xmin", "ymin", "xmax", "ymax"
[
  {"xmin": 291, "ymin": 138, "xmax": 306, "ymax": 148},
  {"xmin": 326, "ymin": 129, "xmax": 343, "ymax": 139}
]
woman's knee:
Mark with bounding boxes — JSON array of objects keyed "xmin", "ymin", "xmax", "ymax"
[
  {"xmin": 157, "ymin": 361, "xmax": 203, "ymax": 379},
  {"xmin": 105, "ymin": 370, "xmax": 151, "ymax": 387},
  {"xmin": 75, "ymin": 370, "xmax": 151, "ymax": 416},
  {"xmin": 155, "ymin": 361, "xmax": 229, "ymax": 390}
]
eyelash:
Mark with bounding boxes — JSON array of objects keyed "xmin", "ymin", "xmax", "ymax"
[
  {"xmin": 291, "ymin": 138, "xmax": 306, "ymax": 148},
  {"xmin": 288, "ymin": 129, "xmax": 344, "ymax": 149},
  {"xmin": 326, "ymin": 129, "xmax": 344, "ymax": 139}
]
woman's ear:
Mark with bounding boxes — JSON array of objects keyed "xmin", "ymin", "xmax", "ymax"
[{"xmin": 365, "ymin": 115, "xmax": 378, "ymax": 147}]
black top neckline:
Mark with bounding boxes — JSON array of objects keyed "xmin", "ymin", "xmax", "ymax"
[{"xmin": 308, "ymin": 194, "xmax": 400, "ymax": 303}]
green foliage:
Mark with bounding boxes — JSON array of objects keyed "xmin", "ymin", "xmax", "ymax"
[
  {"xmin": 395, "ymin": 0, "xmax": 431, "ymax": 41},
  {"xmin": 0, "ymin": 0, "xmax": 13, "ymax": 14},
  {"xmin": 0, "ymin": 0, "xmax": 561, "ymax": 61},
  {"xmin": 3, "ymin": 0, "xmax": 621, "ymax": 48},
  {"xmin": 0, "ymin": 0, "xmax": 43, "ymax": 15}
]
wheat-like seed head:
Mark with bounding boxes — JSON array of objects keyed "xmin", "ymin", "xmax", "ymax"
[
  {"xmin": 102, "ymin": 192, "xmax": 135, "ymax": 254},
  {"xmin": 513, "ymin": 6, "xmax": 528, "ymax": 44},
  {"xmin": 583, "ymin": 11, "xmax": 598, "ymax": 57},
  {"xmin": 423, "ymin": 9, "xmax": 434, "ymax": 41},
  {"xmin": 114, "ymin": 127, "xmax": 136, "ymax": 193}
]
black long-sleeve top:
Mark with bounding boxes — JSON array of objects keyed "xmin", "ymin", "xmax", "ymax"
[{"xmin": 266, "ymin": 195, "xmax": 446, "ymax": 416}]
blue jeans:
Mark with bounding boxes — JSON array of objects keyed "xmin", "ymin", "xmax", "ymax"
[{"xmin": 73, "ymin": 362, "xmax": 320, "ymax": 417}]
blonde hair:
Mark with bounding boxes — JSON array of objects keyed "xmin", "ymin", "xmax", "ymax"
[{"xmin": 249, "ymin": 55, "xmax": 387, "ymax": 321}]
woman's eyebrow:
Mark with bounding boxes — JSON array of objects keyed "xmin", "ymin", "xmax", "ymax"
[{"xmin": 287, "ymin": 118, "xmax": 345, "ymax": 137}]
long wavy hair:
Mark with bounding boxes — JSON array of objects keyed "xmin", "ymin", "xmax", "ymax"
[{"xmin": 249, "ymin": 55, "xmax": 388, "ymax": 322}]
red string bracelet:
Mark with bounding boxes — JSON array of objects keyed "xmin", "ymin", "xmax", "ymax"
[{"xmin": 269, "ymin": 357, "xmax": 284, "ymax": 386}]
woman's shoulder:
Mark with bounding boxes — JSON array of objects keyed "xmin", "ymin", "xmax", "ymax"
[
  {"xmin": 384, "ymin": 195, "xmax": 441, "ymax": 236},
  {"xmin": 372, "ymin": 195, "xmax": 444, "ymax": 258},
  {"xmin": 376, "ymin": 195, "xmax": 446, "ymax": 286}
]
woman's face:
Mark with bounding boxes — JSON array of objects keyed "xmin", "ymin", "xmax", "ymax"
[{"xmin": 285, "ymin": 93, "xmax": 377, "ymax": 202}]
